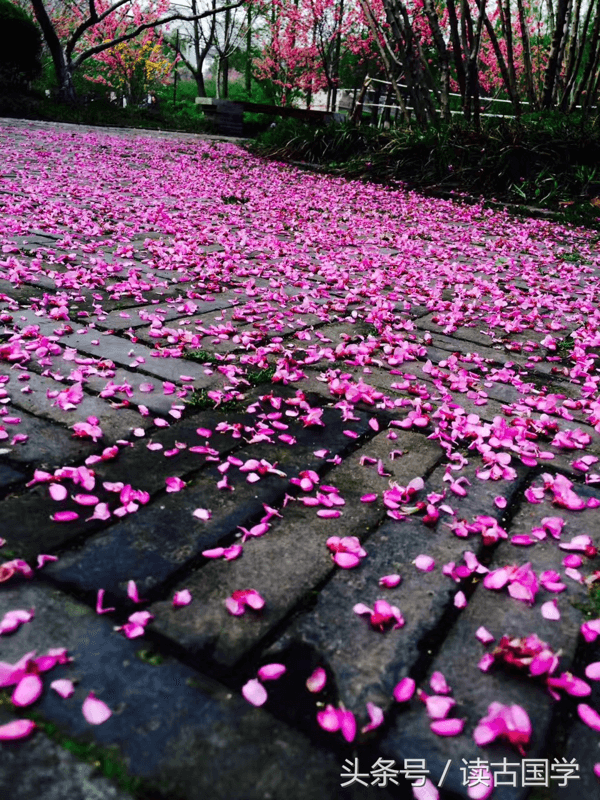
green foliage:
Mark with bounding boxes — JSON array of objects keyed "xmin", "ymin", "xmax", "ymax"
[
  {"xmin": 185, "ymin": 349, "xmax": 220, "ymax": 364},
  {"xmin": 0, "ymin": 0, "xmax": 42, "ymax": 87},
  {"xmin": 18, "ymin": 94, "xmax": 211, "ymax": 134},
  {"xmin": 252, "ymin": 113, "xmax": 600, "ymax": 227}
]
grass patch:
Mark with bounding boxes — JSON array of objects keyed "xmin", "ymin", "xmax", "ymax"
[
  {"xmin": 247, "ymin": 365, "xmax": 277, "ymax": 386},
  {"xmin": 0, "ymin": 698, "xmax": 148, "ymax": 797},
  {"xmin": 573, "ymin": 585, "xmax": 600, "ymax": 618},
  {"xmin": 136, "ymin": 648, "xmax": 164, "ymax": 666},
  {"xmin": 185, "ymin": 349, "xmax": 220, "ymax": 365},
  {"xmin": 184, "ymin": 388, "xmax": 243, "ymax": 412}
]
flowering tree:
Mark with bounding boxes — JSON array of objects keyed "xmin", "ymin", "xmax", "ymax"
[
  {"xmin": 78, "ymin": 0, "xmax": 175, "ymax": 103},
  {"xmin": 253, "ymin": 0, "xmax": 371, "ymax": 108},
  {"xmin": 28, "ymin": 0, "xmax": 246, "ymax": 101},
  {"xmin": 354, "ymin": 0, "xmax": 600, "ymax": 125}
]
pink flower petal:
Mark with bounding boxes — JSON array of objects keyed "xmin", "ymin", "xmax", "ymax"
[
  {"xmin": 306, "ymin": 667, "xmax": 327, "ymax": 693},
  {"xmin": 585, "ymin": 662, "xmax": 600, "ymax": 681},
  {"xmin": 193, "ymin": 508, "xmax": 211, "ymax": 521},
  {"xmin": 494, "ymin": 496, "xmax": 507, "ymax": 509},
  {"xmin": 51, "ymin": 510, "xmax": 79, "ymax": 522},
  {"xmin": 82, "ymin": 692, "xmax": 112, "ymax": 724},
  {"xmin": 379, "ymin": 574, "xmax": 401, "ymax": 588},
  {"xmin": 258, "ymin": 663, "xmax": 286, "ymax": 681},
  {"xmin": 476, "ymin": 627, "xmax": 495, "ymax": 644},
  {"xmin": 49, "ymin": 483, "xmax": 67, "ymax": 501},
  {"xmin": 430, "ymin": 718, "xmax": 464, "ymax": 736},
  {"xmin": 172, "ymin": 589, "xmax": 192, "ymax": 607},
  {"xmin": 393, "ymin": 677, "xmax": 416, "ymax": 703},
  {"xmin": 334, "ymin": 552, "xmax": 360, "ymax": 569},
  {"xmin": 51, "ymin": 679, "xmax": 75, "ymax": 698},
  {"xmin": 127, "ymin": 580, "xmax": 145, "ymax": 603},
  {"xmin": 412, "ymin": 779, "xmax": 439, "ymax": 800},
  {"xmin": 425, "ymin": 695, "xmax": 456, "ymax": 720},
  {"xmin": 430, "ymin": 671, "xmax": 451, "ymax": 694},
  {"xmin": 578, "ymin": 703, "xmax": 600, "ymax": 731},
  {"xmin": 414, "ymin": 554, "xmax": 435, "ymax": 572},
  {"xmin": 317, "ymin": 704, "xmax": 341, "ymax": 732},
  {"xmin": 362, "ymin": 702, "xmax": 384, "ymax": 733},
  {"xmin": 96, "ymin": 589, "xmax": 115, "ymax": 615},
  {"xmin": 339, "ymin": 709, "xmax": 356, "ymax": 742},
  {"xmin": 242, "ymin": 678, "xmax": 268, "ymax": 706},
  {"xmin": 12, "ymin": 673, "xmax": 43, "ymax": 706},
  {"xmin": 454, "ymin": 591, "xmax": 467, "ymax": 608},
  {"xmin": 165, "ymin": 476, "xmax": 185, "ymax": 492},
  {"xmin": 0, "ymin": 718, "xmax": 36, "ymax": 740},
  {"xmin": 541, "ymin": 599, "xmax": 560, "ymax": 620}
]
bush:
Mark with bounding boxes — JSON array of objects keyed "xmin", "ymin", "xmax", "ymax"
[
  {"xmin": 0, "ymin": 0, "xmax": 42, "ymax": 88},
  {"xmin": 251, "ymin": 113, "xmax": 600, "ymax": 226}
]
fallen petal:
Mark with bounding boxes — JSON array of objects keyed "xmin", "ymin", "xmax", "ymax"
[
  {"xmin": 82, "ymin": 692, "xmax": 112, "ymax": 724},
  {"xmin": 242, "ymin": 678, "xmax": 268, "ymax": 706}
]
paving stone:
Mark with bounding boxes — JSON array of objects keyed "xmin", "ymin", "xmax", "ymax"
[
  {"xmin": 44, "ymin": 406, "xmax": 372, "ymax": 603},
  {"xmin": 148, "ymin": 429, "xmax": 442, "ymax": 669},
  {"xmin": 58, "ymin": 328, "xmax": 222, "ymax": 387},
  {"xmin": 378, "ymin": 484, "xmax": 600, "ymax": 800},
  {"xmin": 0, "ymin": 728, "xmax": 133, "ymax": 800},
  {"xmin": 0, "ymin": 581, "xmax": 383, "ymax": 800},
  {"xmin": 0, "ymin": 405, "xmax": 95, "ymax": 469},
  {"xmin": 0, "ymin": 368, "xmax": 148, "ymax": 444},
  {"xmin": 263, "ymin": 460, "xmax": 531, "ymax": 721},
  {"xmin": 0, "ymin": 460, "xmax": 26, "ymax": 489},
  {"xmin": 94, "ymin": 293, "xmax": 239, "ymax": 331}
]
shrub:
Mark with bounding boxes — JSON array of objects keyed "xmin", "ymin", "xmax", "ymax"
[{"xmin": 0, "ymin": 0, "xmax": 42, "ymax": 88}]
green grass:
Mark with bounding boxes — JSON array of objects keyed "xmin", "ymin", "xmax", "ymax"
[
  {"xmin": 247, "ymin": 365, "xmax": 277, "ymax": 386},
  {"xmin": 573, "ymin": 585, "xmax": 600, "ymax": 618},
  {"xmin": 185, "ymin": 349, "xmax": 220, "ymax": 365},
  {"xmin": 184, "ymin": 388, "xmax": 243, "ymax": 412},
  {"xmin": 0, "ymin": 695, "xmax": 147, "ymax": 797}
]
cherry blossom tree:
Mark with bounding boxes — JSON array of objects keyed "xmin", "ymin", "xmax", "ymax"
[{"xmin": 27, "ymin": 0, "xmax": 246, "ymax": 102}]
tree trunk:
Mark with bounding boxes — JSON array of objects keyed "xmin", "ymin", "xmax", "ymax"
[
  {"xmin": 245, "ymin": 5, "xmax": 252, "ymax": 95},
  {"xmin": 542, "ymin": 0, "xmax": 570, "ymax": 108},
  {"xmin": 30, "ymin": 0, "xmax": 77, "ymax": 102},
  {"xmin": 516, "ymin": 0, "xmax": 538, "ymax": 106}
]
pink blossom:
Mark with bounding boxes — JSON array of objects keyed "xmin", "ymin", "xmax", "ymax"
[
  {"xmin": 379, "ymin": 574, "xmax": 401, "ymax": 588},
  {"xmin": 0, "ymin": 719, "xmax": 36, "ymax": 740},
  {"xmin": 306, "ymin": 667, "xmax": 327, "ymax": 693},
  {"xmin": 225, "ymin": 589, "xmax": 265, "ymax": 616},
  {"xmin": 393, "ymin": 677, "xmax": 416, "ymax": 703},
  {"xmin": 82, "ymin": 692, "xmax": 112, "ymax": 725},
  {"xmin": 473, "ymin": 702, "xmax": 531, "ymax": 754},
  {"xmin": 173, "ymin": 589, "xmax": 192, "ymax": 607},
  {"xmin": 326, "ymin": 536, "xmax": 366, "ymax": 569},
  {"xmin": 414, "ymin": 554, "xmax": 435, "ymax": 572},
  {"xmin": 577, "ymin": 703, "xmax": 600, "ymax": 731},
  {"xmin": 0, "ymin": 608, "xmax": 34, "ymax": 635},
  {"xmin": 165, "ymin": 476, "xmax": 185, "ymax": 492},
  {"xmin": 361, "ymin": 702, "xmax": 384, "ymax": 733},
  {"xmin": 51, "ymin": 678, "xmax": 75, "ymax": 698},
  {"xmin": 242, "ymin": 678, "xmax": 268, "ymax": 706},
  {"xmin": 354, "ymin": 599, "xmax": 404, "ymax": 631}
]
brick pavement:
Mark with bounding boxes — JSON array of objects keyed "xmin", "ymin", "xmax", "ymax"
[{"xmin": 1, "ymin": 118, "xmax": 600, "ymax": 800}]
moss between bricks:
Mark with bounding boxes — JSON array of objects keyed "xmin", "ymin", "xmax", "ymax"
[{"xmin": 0, "ymin": 693, "xmax": 151, "ymax": 798}]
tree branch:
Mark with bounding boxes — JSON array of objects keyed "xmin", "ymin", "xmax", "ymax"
[{"xmin": 71, "ymin": 1, "xmax": 246, "ymax": 71}]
